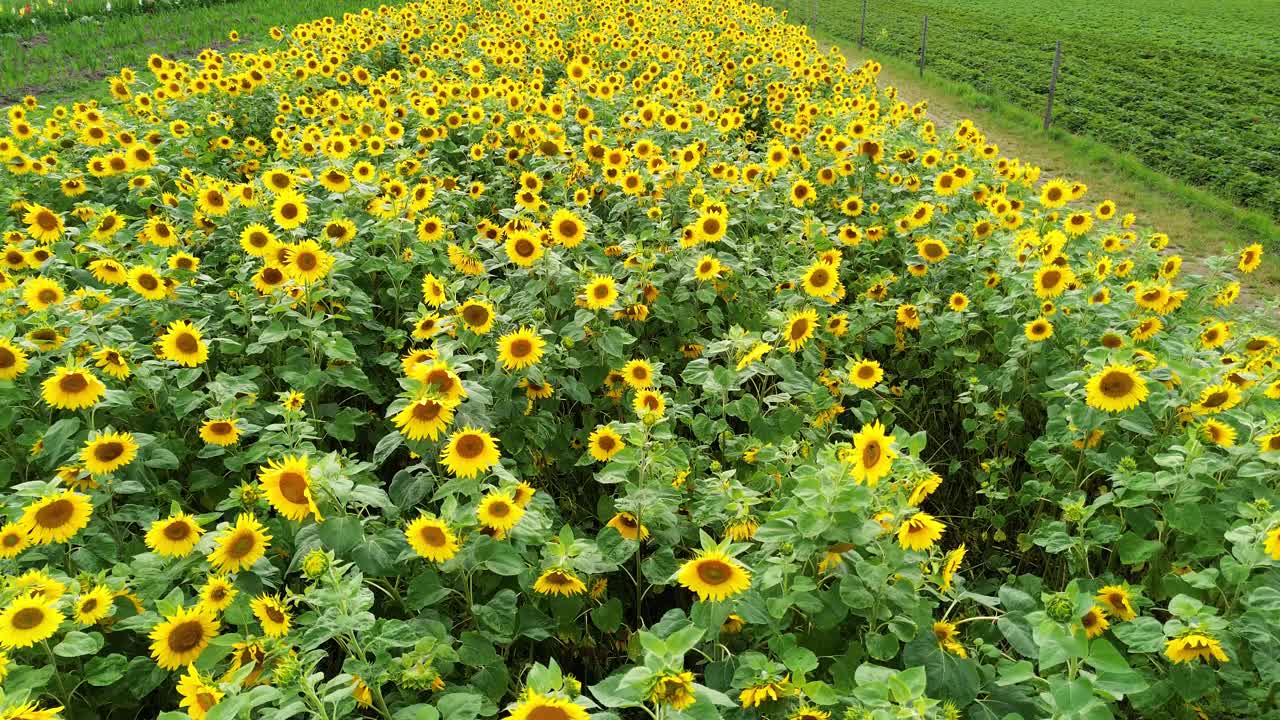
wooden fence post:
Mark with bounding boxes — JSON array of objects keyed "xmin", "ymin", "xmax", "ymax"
[
  {"xmin": 858, "ymin": 0, "xmax": 867, "ymax": 48},
  {"xmin": 1043, "ymin": 40, "xmax": 1062, "ymax": 131},
  {"xmin": 919, "ymin": 15, "xmax": 927, "ymax": 77}
]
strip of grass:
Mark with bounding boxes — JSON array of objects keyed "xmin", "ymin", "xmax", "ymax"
[
  {"xmin": 0, "ymin": 0, "xmax": 241, "ymax": 34},
  {"xmin": 803, "ymin": 26, "xmax": 1280, "ymax": 299},
  {"xmin": 0, "ymin": 0, "xmax": 401, "ymax": 104}
]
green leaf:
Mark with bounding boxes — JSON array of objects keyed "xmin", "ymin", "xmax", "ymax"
[
  {"xmin": 590, "ymin": 598, "xmax": 624, "ymax": 633},
  {"xmin": 54, "ymin": 630, "xmax": 104, "ymax": 657},
  {"xmin": 84, "ymin": 653, "xmax": 129, "ymax": 686},
  {"xmin": 372, "ymin": 431, "xmax": 404, "ymax": 467},
  {"xmin": 1111, "ymin": 617, "xmax": 1165, "ymax": 653},
  {"xmin": 435, "ymin": 693, "xmax": 484, "ymax": 720}
]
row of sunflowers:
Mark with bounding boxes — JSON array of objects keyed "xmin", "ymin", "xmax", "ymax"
[{"xmin": 0, "ymin": 0, "xmax": 1277, "ymax": 718}]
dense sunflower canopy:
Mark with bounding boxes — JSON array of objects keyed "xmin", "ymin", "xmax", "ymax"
[{"xmin": 0, "ymin": 0, "xmax": 1276, "ymax": 718}]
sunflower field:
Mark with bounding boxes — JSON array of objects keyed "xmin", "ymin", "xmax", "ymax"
[{"xmin": 0, "ymin": 0, "xmax": 1278, "ymax": 719}]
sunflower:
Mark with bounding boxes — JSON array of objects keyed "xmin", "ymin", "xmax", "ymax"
[
  {"xmin": 420, "ymin": 273, "xmax": 448, "ymax": 307},
  {"xmin": 413, "ymin": 361, "xmax": 468, "ymax": 405},
  {"xmin": 916, "ymin": 237, "xmax": 949, "ymax": 263},
  {"xmin": 791, "ymin": 706, "xmax": 832, "ymax": 720},
  {"xmin": 1201, "ymin": 419, "xmax": 1236, "ymax": 447},
  {"xmin": 694, "ymin": 211, "xmax": 728, "ymax": 242},
  {"xmin": 127, "ymin": 264, "xmax": 168, "ymax": 300},
  {"xmin": 933, "ymin": 620, "xmax": 966, "ymax": 657},
  {"xmin": 1085, "ymin": 365, "xmax": 1148, "ymax": 413},
  {"xmin": 783, "ymin": 308, "xmax": 818, "ymax": 352},
  {"xmin": 199, "ymin": 418, "xmax": 241, "ymax": 446},
  {"xmin": 939, "ymin": 544, "xmax": 966, "ymax": 591},
  {"xmin": 677, "ymin": 549, "xmax": 751, "ymax": 602},
  {"xmin": 457, "ymin": 299, "xmax": 496, "ymax": 334},
  {"xmin": 850, "ymin": 420, "xmax": 897, "ymax": 485},
  {"xmin": 197, "ymin": 576, "xmax": 238, "ymax": 614},
  {"xmin": 1265, "ymin": 527, "xmax": 1280, "ymax": 560},
  {"xmin": 505, "ymin": 231, "xmax": 544, "ymax": 267},
  {"xmin": 1238, "ymin": 244, "xmax": 1263, "ymax": 273},
  {"xmin": 497, "ymin": 326, "xmax": 546, "ymax": 370},
  {"xmin": 648, "ymin": 672, "xmax": 697, "ymax": 710},
  {"xmin": 583, "ymin": 274, "xmax": 618, "ymax": 309},
  {"xmin": 632, "ymin": 389, "xmax": 666, "ymax": 418},
  {"xmin": 416, "ymin": 215, "xmax": 446, "ymax": 243},
  {"xmin": 898, "ymin": 512, "xmax": 945, "ymax": 551},
  {"xmin": 1033, "ymin": 265, "xmax": 1074, "ymax": 298},
  {"xmin": 1165, "ymin": 632, "xmax": 1229, "ymax": 664},
  {"xmin": 252, "ymin": 266, "xmax": 288, "ymax": 294},
  {"xmin": 145, "ymin": 512, "xmax": 204, "ymax": 557},
  {"xmin": 240, "ymin": 225, "xmax": 276, "ymax": 257},
  {"xmin": 394, "ymin": 398, "xmax": 455, "ymax": 442},
  {"xmin": 948, "ymin": 292, "xmax": 969, "ymax": 311},
  {"xmin": 258, "ymin": 455, "xmax": 322, "ymax": 522},
  {"xmin": 10, "ymin": 569, "xmax": 65, "ymax": 601},
  {"xmin": 607, "ymin": 511, "xmax": 650, "ymax": 541},
  {"xmin": 160, "ymin": 320, "xmax": 209, "ymax": 367},
  {"xmin": 1080, "ymin": 606, "xmax": 1110, "ymax": 638},
  {"xmin": 21, "ymin": 277, "xmax": 64, "ymax": 311},
  {"xmin": 0, "ymin": 338, "xmax": 30, "ymax": 381},
  {"xmin": 588, "ymin": 425, "xmax": 626, "ymax": 462},
  {"xmin": 41, "ymin": 365, "xmax": 106, "ymax": 410},
  {"xmin": 92, "ymin": 347, "xmax": 131, "ymax": 380},
  {"xmin": 477, "ymin": 491, "xmax": 524, "ymax": 532},
  {"xmin": 177, "ymin": 664, "xmax": 223, "ymax": 720},
  {"xmin": 1024, "ymin": 317, "xmax": 1054, "ymax": 342},
  {"xmin": 0, "ymin": 596, "xmax": 63, "ymax": 648},
  {"xmin": 550, "ymin": 209, "xmax": 586, "ymax": 247},
  {"xmin": 896, "ymin": 303, "xmax": 921, "ymax": 330},
  {"xmin": 1261, "ymin": 432, "xmax": 1280, "ymax": 453},
  {"xmin": 1039, "ymin": 178, "xmax": 1071, "ymax": 208},
  {"xmin": 1191, "ymin": 383, "xmax": 1241, "ymax": 415},
  {"xmin": 0, "ymin": 524, "xmax": 29, "ymax": 559},
  {"xmin": 1096, "ymin": 585, "xmax": 1137, "ymax": 621},
  {"xmin": 287, "ymin": 240, "xmax": 333, "ymax": 284},
  {"xmin": 622, "ymin": 358, "xmax": 655, "ymax": 389},
  {"xmin": 533, "ymin": 568, "xmax": 588, "ymax": 597},
  {"xmin": 20, "ymin": 490, "xmax": 92, "ymax": 544},
  {"xmin": 208, "ymin": 514, "xmax": 271, "ymax": 573},
  {"xmin": 73, "ymin": 585, "xmax": 114, "ymax": 624},
  {"xmin": 849, "ymin": 358, "xmax": 883, "ymax": 390},
  {"xmin": 508, "ymin": 693, "xmax": 590, "ymax": 720},
  {"xmin": 251, "ymin": 595, "xmax": 291, "ymax": 637},
  {"xmin": 694, "ymin": 255, "xmax": 721, "ymax": 281},
  {"xmin": 437, "ymin": 426, "xmax": 501, "ymax": 479},
  {"xmin": 801, "ymin": 262, "xmax": 837, "ymax": 297},
  {"xmin": 81, "ymin": 430, "xmax": 139, "ymax": 475},
  {"xmin": 150, "ymin": 606, "xmax": 219, "ymax": 670},
  {"xmin": 271, "ymin": 190, "xmax": 309, "ymax": 230},
  {"xmin": 405, "ymin": 515, "xmax": 460, "ymax": 562},
  {"xmin": 22, "ymin": 203, "xmax": 65, "ymax": 242}
]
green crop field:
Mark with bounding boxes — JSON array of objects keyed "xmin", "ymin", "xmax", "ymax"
[{"xmin": 796, "ymin": 0, "xmax": 1280, "ymax": 221}]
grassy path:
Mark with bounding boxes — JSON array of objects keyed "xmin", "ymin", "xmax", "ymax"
[{"xmin": 814, "ymin": 30, "xmax": 1279, "ymax": 310}]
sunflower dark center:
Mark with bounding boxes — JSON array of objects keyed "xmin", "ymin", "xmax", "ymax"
[
  {"xmin": 163, "ymin": 520, "xmax": 192, "ymax": 541},
  {"xmin": 456, "ymin": 434, "xmax": 486, "ymax": 459},
  {"xmin": 696, "ymin": 559, "xmax": 732, "ymax": 585},
  {"xmin": 1100, "ymin": 371, "xmax": 1134, "ymax": 398},
  {"xmin": 35, "ymin": 499, "xmax": 75, "ymax": 528},
  {"xmin": 175, "ymin": 332, "xmax": 199, "ymax": 354},
  {"xmin": 167, "ymin": 620, "xmax": 205, "ymax": 652},
  {"xmin": 278, "ymin": 471, "xmax": 309, "ymax": 504},
  {"xmin": 420, "ymin": 525, "xmax": 447, "ymax": 547},
  {"xmin": 12, "ymin": 607, "xmax": 47, "ymax": 630}
]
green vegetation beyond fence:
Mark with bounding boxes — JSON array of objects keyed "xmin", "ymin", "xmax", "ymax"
[{"xmin": 796, "ymin": 0, "xmax": 1280, "ymax": 221}]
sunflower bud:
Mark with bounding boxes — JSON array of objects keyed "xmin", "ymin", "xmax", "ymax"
[
  {"xmin": 1046, "ymin": 593, "xmax": 1074, "ymax": 623},
  {"xmin": 302, "ymin": 548, "xmax": 330, "ymax": 579}
]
